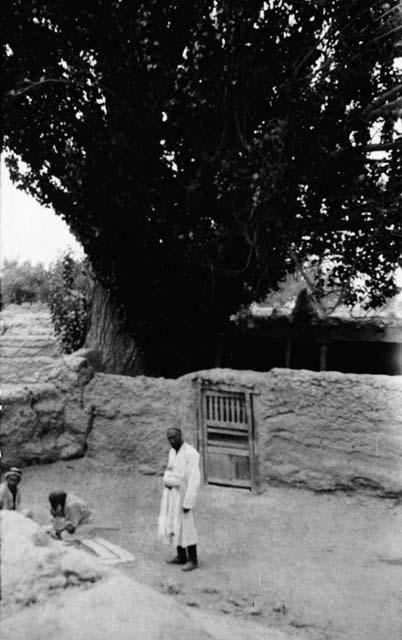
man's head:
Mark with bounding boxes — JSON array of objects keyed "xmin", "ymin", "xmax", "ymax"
[
  {"xmin": 167, "ymin": 428, "xmax": 183, "ymax": 451},
  {"xmin": 5, "ymin": 467, "xmax": 22, "ymax": 490},
  {"xmin": 49, "ymin": 490, "xmax": 67, "ymax": 517}
]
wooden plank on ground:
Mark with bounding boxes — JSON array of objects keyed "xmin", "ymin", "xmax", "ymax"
[
  {"xmin": 73, "ymin": 537, "xmax": 135, "ymax": 564},
  {"xmin": 93, "ymin": 537, "xmax": 135, "ymax": 563},
  {"xmin": 80, "ymin": 538, "xmax": 116, "ymax": 559}
]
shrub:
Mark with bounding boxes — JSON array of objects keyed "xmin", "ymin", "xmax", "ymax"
[{"xmin": 48, "ymin": 252, "xmax": 90, "ymax": 354}]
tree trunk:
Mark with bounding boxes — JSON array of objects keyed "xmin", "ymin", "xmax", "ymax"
[{"xmin": 84, "ymin": 281, "xmax": 144, "ymax": 376}]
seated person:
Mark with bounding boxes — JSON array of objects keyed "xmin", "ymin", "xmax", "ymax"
[
  {"xmin": 0, "ymin": 467, "xmax": 23, "ymax": 510},
  {"xmin": 0, "ymin": 467, "xmax": 33, "ymax": 517},
  {"xmin": 48, "ymin": 490, "xmax": 91, "ymax": 539}
]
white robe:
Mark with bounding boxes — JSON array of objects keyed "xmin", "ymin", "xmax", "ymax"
[
  {"xmin": 0, "ymin": 483, "xmax": 33, "ymax": 518},
  {"xmin": 0, "ymin": 482, "xmax": 21, "ymax": 511},
  {"xmin": 158, "ymin": 442, "xmax": 201, "ymax": 548}
]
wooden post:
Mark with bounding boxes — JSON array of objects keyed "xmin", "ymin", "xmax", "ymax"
[
  {"xmin": 285, "ymin": 337, "xmax": 292, "ymax": 368},
  {"xmin": 215, "ymin": 333, "xmax": 223, "ymax": 367},
  {"xmin": 196, "ymin": 382, "xmax": 208, "ymax": 484},
  {"xmin": 319, "ymin": 343, "xmax": 328, "ymax": 371},
  {"xmin": 248, "ymin": 392, "xmax": 263, "ymax": 494}
]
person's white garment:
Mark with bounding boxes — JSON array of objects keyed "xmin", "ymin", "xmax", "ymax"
[
  {"xmin": 0, "ymin": 482, "xmax": 33, "ymax": 518},
  {"xmin": 49, "ymin": 493, "xmax": 92, "ymax": 538},
  {"xmin": 158, "ymin": 442, "xmax": 201, "ymax": 548},
  {"xmin": 0, "ymin": 481, "xmax": 21, "ymax": 510},
  {"xmin": 64, "ymin": 494, "xmax": 92, "ymax": 528}
]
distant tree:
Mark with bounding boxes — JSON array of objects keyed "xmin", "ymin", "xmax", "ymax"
[
  {"xmin": 1, "ymin": 259, "xmax": 49, "ymax": 306},
  {"xmin": 3, "ymin": 1, "xmax": 402, "ymax": 375}
]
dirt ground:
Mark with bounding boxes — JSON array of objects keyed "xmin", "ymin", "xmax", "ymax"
[{"xmin": 17, "ymin": 459, "xmax": 402, "ymax": 640}]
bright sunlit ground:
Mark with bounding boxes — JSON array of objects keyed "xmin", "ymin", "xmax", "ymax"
[{"xmin": 21, "ymin": 459, "xmax": 402, "ymax": 640}]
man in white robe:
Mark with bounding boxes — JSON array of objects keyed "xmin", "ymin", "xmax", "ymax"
[{"xmin": 158, "ymin": 427, "xmax": 201, "ymax": 571}]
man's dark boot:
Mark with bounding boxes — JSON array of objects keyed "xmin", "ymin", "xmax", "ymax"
[
  {"xmin": 182, "ymin": 545, "xmax": 198, "ymax": 571},
  {"xmin": 166, "ymin": 546, "xmax": 187, "ymax": 565}
]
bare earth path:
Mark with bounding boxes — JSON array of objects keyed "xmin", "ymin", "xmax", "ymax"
[{"xmin": 20, "ymin": 459, "xmax": 402, "ymax": 640}]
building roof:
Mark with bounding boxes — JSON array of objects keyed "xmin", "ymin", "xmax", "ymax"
[{"xmin": 235, "ymin": 291, "xmax": 402, "ymax": 344}]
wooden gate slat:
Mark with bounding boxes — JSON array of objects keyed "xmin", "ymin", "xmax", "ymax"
[{"xmin": 207, "ymin": 425, "xmax": 248, "ymax": 435}]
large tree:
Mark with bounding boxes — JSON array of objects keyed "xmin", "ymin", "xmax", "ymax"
[{"xmin": 2, "ymin": 1, "xmax": 402, "ymax": 375}]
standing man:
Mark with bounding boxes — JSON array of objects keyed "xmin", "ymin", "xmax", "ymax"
[{"xmin": 158, "ymin": 427, "xmax": 201, "ymax": 571}]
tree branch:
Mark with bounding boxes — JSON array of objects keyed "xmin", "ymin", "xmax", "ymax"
[
  {"xmin": 363, "ymin": 83, "xmax": 402, "ymax": 116},
  {"xmin": 293, "ymin": 46, "xmax": 322, "ymax": 76},
  {"xmin": 330, "ymin": 138, "xmax": 402, "ymax": 157},
  {"xmin": 372, "ymin": 21, "xmax": 402, "ymax": 44},
  {"xmin": 5, "ymin": 76, "xmax": 132, "ymax": 114},
  {"xmin": 325, "ymin": 287, "xmax": 346, "ymax": 315},
  {"xmin": 233, "ymin": 109, "xmax": 250, "ymax": 152},
  {"xmin": 366, "ymin": 97, "xmax": 402, "ymax": 121},
  {"xmin": 288, "ymin": 249, "xmax": 326, "ymax": 316},
  {"xmin": 366, "ymin": 139, "xmax": 402, "ymax": 152},
  {"xmin": 5, "ymin": 78, "xmax": 82, "ymax": 99}
]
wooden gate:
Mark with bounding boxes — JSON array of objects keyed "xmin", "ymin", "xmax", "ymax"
[{"xmin": 199, "ymin": 385, "xmax": 259, "ymax": 490}]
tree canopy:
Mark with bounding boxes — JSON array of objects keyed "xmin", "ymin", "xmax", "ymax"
[{"xmin": 2, "ymin": 1, "xmax": 402, "ymax": 374}]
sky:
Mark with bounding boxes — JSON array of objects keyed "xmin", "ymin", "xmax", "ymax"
[{"xmin": 0, "ymin": 158, "xmax": 84, "ymax": 267}]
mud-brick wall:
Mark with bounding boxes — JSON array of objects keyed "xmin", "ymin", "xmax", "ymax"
[
  {"xmin": 83, "ymin": 373, "xmax": 196, "ymax": 471},
  {"xmin": 1, "ymin": 352, "xmax": 98, "ymax": 467},
  {"xmin": 1, "ymin": 383, "xmax": 92, "ymax": 466},
  {"xmin": 2, "ymin": 362, "xmax": 402, "ymax": 495},
  {"xmin": 188, "ymin": 368, "xmax": 402, "ymax": 495}
]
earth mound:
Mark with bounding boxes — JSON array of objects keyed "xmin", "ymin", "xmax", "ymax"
[{"xmin": 1, "ymin": 511, "xmax": 293, "ymax": 640}]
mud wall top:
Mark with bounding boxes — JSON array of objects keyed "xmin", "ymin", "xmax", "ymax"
[{"xmin": 2, "ymin": 364, "xmax": 402, "ymax": 495}]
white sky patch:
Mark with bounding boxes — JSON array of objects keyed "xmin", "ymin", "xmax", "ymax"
[
  {"xmin": 163, "ymin": 151, "xmax": 178, "ymax": 173},
  {"xmin": 0, "ymin": 158, "xmax": 84, "ymax": 267}
]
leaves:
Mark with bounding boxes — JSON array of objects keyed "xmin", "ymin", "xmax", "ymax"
[
  {"xmin": 2, "ymin": 1, "xmax": 402, "ymax": 373},
  {"xmin": 47, "ymin": 253, "xmax": 89, "ymax": 354}
]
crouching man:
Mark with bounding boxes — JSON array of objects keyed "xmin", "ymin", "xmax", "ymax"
[
  {"xmin": 48, "ymin": 490, "xmax": 92, "ymax": 539},
  {"xmin": 158, "ymin": 428, "xmax": 201, "ymax": 571}
]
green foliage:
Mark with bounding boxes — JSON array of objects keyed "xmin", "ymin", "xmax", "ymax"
[
  {"xmin": 47, "ymin": 253, "xmax": 89, "ymax": 354},
  {"xmin": 1, "ymin": 259, "xmax": 50, "ymax": 306},
  {"xmin": 2, "ymin": 1, "xmax": 402, "ymax": 374}
]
